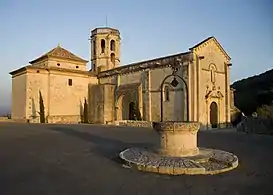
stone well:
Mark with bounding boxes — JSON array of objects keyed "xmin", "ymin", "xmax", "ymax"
[
  {"xmin": 119, "ymin": 121, "xmax": 239, "ymax": 175},
  {"xmin": 153, "ymin": 121, "xmax": 200, "ymax": 157}
]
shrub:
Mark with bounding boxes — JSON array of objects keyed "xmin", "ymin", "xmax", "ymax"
[{"xmin": 257, "ymin": 104, "xmax": 273, "ymax": 119}]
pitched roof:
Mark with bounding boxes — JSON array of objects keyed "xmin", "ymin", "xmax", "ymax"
[
  {"xmin": 189, "ymin": 36, "xmax": 231, "ymax": 60},
  {"xmin": 98, "ymin": 51, "xmax": 192, "ymax": 78},
  {"xmin": 189, "ymin": 36, "xmax": 214, "ymax": 50},
  {"xmin": 29, "ymin": 45, "xmax": 88, "ymax": 64}
]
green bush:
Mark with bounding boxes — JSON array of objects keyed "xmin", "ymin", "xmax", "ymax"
[{"xmin": 257, "ymin": 104, "xmax": 273, "ymax": 119}]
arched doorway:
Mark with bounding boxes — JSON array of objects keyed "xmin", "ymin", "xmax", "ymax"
[
  {"xmin": 129, "ymin": 102, "xmax": 136, "ymax": 120},
  {"xmin": 210, "ymin": 101, "xmax": 218, "ymax": 128}
]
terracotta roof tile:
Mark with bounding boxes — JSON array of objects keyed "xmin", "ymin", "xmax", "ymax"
[{"xmin": 29, "ymin": 45, "xmax": 88, "ymax": 64}]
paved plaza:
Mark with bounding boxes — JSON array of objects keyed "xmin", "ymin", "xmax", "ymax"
[{"xmin": 0, "ymin": 123, "xmax": 272, "ymax": 195}]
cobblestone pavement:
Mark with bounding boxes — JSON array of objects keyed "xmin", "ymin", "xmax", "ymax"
[{"xmin": 0, "ymin": 123, "xmax": 272, "ymax": 195}]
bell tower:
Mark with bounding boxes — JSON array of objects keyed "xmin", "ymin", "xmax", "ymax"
[{"xmin": 90, "ymin": 27, "xmax": 121, "ymax": 72}]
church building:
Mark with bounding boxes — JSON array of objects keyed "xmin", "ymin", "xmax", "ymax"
[{"xmin": 9, "ymin": 27, "xmax": 234, "ymax": 129}]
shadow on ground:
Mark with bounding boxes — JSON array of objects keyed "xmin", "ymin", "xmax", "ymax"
[
  {"xmin": 1, "ymin": 123, "xmax": 273, "ymax": 194},
  {"xmin": 49, "ymin": 126, "xmax": 154, "ymax": 165}
]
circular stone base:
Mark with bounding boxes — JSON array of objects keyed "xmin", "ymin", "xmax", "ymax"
[{"xmin": 119, "ymin": 147, "xmax": 238, "ymax": 175}]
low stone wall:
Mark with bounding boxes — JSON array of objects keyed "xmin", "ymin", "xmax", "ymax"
[
  {"xmin": 199, "ymin": 123, "xmax": 233, "ymax": 130},
  {"xmin": 0, "ymin": 117, "xmax": 12, "ymax": 122},
  {"xmin": 28, "ymin": 117, "xmax": 40, "ymax": 123},
  {"xmin": 237, "ymin": 117, "xmax": 273, "ymax": 134},
  {"xmin": 113, "ymin": 120, "xmax": 153, "ymax": 128},
  {"xmin": 47, "ymin": 115, "xmax": 81, "ymax": 124},
  {"xmin": 114, "ymin": 121, "xmax": 233, "ymax": 130}
]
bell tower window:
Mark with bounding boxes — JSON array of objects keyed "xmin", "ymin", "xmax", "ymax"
[
  {"xmin": 110, "ymin": 40, "xmax": 115, "ymax": 51},
  {"xmin": 101, "ymin": 39, "xmax": 105, "ymax": 53},
  {"xmin": 111, "ymin": 53, "xmax": 115, "ymax": 65}
]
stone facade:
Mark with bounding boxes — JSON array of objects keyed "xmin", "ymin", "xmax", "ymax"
[
  {"xmin": 10, "ymin": 45, "xmax": 97, "ymax": 124},
  {"xmin": 88, "ymin": 83, "xmax": 115, "ymax": 124},
  {"xmin": 10, "ymin": 27, "xmax": 234, "ymax": 129},
  {"xmin": 90, "ymin": 28, "xmax": 121, "ymax": 72}
]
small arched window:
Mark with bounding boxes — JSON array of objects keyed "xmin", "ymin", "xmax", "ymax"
[
  {"xmin": 164, "ymin": 85, "xmax": 170, "ymax": 102},
  {"xmin": 111, "ymin": 53, "xmax": 115, "ymax": 65},
  {"xmin": 110, "ymin": 40, "xmax": 115, "ymax": 51},
  {"xmin": 209, "ymin": 64, "xmax": 217, "ymax": 84},
  {"xmin": 101, "ymin": 39, "xmax": 106, "ymax": 53}
]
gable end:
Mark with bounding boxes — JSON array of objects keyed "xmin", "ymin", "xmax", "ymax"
[{"xmin": 189, "ymin": 37, "xmax": 231, "ymax": 61}]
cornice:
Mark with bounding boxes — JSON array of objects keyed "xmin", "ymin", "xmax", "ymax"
[{"xmin": 10, "ymin": 65, "xmax": 96, "ymax": 78}]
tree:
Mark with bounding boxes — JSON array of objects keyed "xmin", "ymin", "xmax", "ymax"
[
  {"xmin": 39, "ymin": 91, "xmax": 45, "ymax": 123},
  {"xmin": 83, "ymin": 98, "xmax": 89, "ymax": 123}
]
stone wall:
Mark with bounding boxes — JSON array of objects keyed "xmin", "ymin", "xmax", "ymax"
[
  {"xmin": 47, "ymin": 115, "xmax": 81, "ymax": 124},
  {"xmin": 27, "ymin": 115, "xmax": 82, "ymax": 124},
  {"xmin": 47, "ymin": 58, "xmax": 87, "ymax": 71},
  {"xmin": 113, "ymin": 120, "xmax": 153, "ymax": 128},
  {"xmin": 26, "ymin": 70, "xmax": 49, "ymax": 122},
  {"xmin": 103, "ymin": 84, "xmax": 115, "ymax": 123},
  {"xmin": 88, "ymin": 84, "xmax": 104, "ymax": 124},
  {"xmin": 141, "ymin": 70, "xmax": 150, "ymax": 121},
  {"xmin": 48, "ymin": 71, "xmax": 93, "ymax": 117},
  {"xmin": 0, "ymin": 117, "xmax": 11, "ymax": 122},
  {"xmin": 25, "ymin": 68, "xmax": 97, "ymax": 123},
  {"xmin": 88, "ymin": 83, "xmax": 115, "ymax": 124},
  {"xmin": 11, "ymin": 73, "xmax": 27, "ymax": 120},
  {"xmin": 150, "ymin": 65, "xmax": 188, "ymax": 122}
]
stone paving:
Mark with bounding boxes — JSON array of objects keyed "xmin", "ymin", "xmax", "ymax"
[
  {"xmin": 119, "ymin": 147, "xmax": 238, "ymax": 175},
  {"xmin": 0, "ymin": 123, "xmax": 273, "ymax": 195}
]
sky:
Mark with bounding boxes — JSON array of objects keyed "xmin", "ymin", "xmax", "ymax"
[{"xmin": 0, "ymin": 0, "xmax": 272, "ymax": 113}]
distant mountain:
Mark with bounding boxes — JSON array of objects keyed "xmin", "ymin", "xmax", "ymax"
[{"xmin": 231, "ymin": 68, "xmax": 273, "ymax": 115}]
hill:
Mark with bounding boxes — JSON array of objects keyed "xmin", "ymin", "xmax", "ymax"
[{"xmin": 231, "ymin": 69, "xmax": 273, "ymax": 115}]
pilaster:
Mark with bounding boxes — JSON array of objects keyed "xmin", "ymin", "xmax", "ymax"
[
  {"xmin": 148, "ymin": 70, "xmax": 152, "ymax": 121},
  {"xmin": 226, "ymin": 64, "xmax": 231, "ymax": 123},
  {"xmin": 194, "ymin": 53, "xmax": 200, "ymax": 122},
  {"xmin": 188, "ymin": 63, "xmax": 192, "ymax": 121},
  {"xmin": 192, "ymin": 60, "xmax": 197, "ymax": 121}
]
